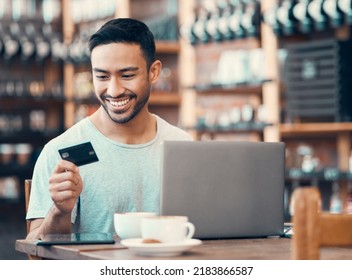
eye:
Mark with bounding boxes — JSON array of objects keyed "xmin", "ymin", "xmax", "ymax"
[
  {"xmin": 121, "ymin": 73, "xmax": 136, "ymax": 79},
  {"xmin": 95, "ymin": 75, "xmax": 108, "ymax": 80}
]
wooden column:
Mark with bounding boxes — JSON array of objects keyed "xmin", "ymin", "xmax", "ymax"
[
  {"xmin": 261, "ymin": 0, "xmax": 280, "ymax": 143},
  {"xmin": 337, "ymin": 131, "xmax": 351, "ymax": 207},
  {"xmin": 62, "ymin": 0, "xmax": 75, "ymax": 128},
  {"xmin": 178, "ymin": 0, "xmax": 197, "ymax": 130},
  {"xmin": 115, "ymin": 0, "xmax": 131, "ymax": 18}
]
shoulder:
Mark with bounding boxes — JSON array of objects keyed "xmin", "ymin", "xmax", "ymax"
[{"xmin": 155, "ymin": 115, "xmax": 193, "ymax": 141}]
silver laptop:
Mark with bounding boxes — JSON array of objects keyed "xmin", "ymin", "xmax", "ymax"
[{"xmin": 160, "ymin": 141, "xmax": 285, "ymax": 239}]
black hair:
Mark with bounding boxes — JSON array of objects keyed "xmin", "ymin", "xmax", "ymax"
[{"xmin": 88, "ymin": 18, "xmax": 156, "ymax": 68}]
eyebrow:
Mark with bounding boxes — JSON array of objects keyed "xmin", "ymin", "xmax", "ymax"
[{"xmin": 92, "ymin": 67, "xmax": 139, "ymax": 74}]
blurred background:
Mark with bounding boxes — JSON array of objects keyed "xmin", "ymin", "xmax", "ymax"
[{"xmin": 1, "ymin": 0, "xmax": 352, "ymax": 259}]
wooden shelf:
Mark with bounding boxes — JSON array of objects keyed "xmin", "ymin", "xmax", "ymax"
[
  {"xmin": 155, "ymin": 41, "xmax": 180, "ymax": 54},
  {"xmin": 280, "ymin": 123, "xmax": 352, "ymax": 136},
  {"xmin": 149, "ymin": 92, "xmax": 180, "ymax": 106},
  {"xmin": 190, "ymin": 122, "xmax": 271, "ymax": 133},
  {"xmin": 191, "ymin": 83, "xmax": 269, "ymax": 95}
]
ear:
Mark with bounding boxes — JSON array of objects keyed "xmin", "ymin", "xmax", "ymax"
[{"xmin": 149, "ymin": 60, "xmax": 162, "ymax": 84}]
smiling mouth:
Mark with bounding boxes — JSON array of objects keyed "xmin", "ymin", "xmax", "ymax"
[{"xmin": 106, "ymin": 97, "xmax": 131, "ymax": 108}]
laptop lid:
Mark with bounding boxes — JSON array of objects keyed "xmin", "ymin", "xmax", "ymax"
[{"xmin": 160, "ymin": 141, "xmax": 285, "ymax": 239}]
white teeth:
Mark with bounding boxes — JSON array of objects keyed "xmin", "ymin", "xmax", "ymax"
[{"xmin": 109, "ymin": 98, "xmax": 130, "ymax": 107}]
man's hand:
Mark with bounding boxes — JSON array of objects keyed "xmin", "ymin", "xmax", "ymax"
[{"xmin": 49, "ymin": 160, "xmax": 83, "ymax": 215}]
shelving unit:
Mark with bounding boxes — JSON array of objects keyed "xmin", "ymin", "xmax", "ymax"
[
  {"xmin": 0, "ymin": 0, "xmax": 65, "ymax": 205},
  {"xmin": 179, "ymin": 0, "xmax": 269, "ymax": 142},
  {"xmin": 178, "ymin": 0, "xmax": 352, "ymax": 217},
  {"xmin": 260, "ymin": 0, "xmax": 352, "ymax": 215}
]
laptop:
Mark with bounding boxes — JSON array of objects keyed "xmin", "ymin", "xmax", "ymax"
[{"xmin": 160, "ymin": 141, "xmax": 285, "ymax": 239}]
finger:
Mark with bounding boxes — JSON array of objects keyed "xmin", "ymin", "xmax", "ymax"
[
  {"xmin": 50, "ymin": 180, "xmax": 81, "ymax": 193},
  {"xmin": 50, "ymin": 170, "xmax": 80, "ymax": 184},
  {"xmin": 51, "ymin": 189, "xmax": 77, "ymax": 203},
  {"xmin": 53, "ymin": 160, "xmax": 79, "ymax": 174}
]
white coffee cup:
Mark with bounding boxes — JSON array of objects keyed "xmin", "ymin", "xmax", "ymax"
[
  {"xmin": 141, "ymin": 216, "xmax": 195, "ymax": 243},
  {"xmin": 114, "ymin": 212, "xmax": 156, "ymax": 240}
]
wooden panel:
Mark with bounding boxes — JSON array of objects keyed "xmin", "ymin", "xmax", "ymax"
[
  {"xmin": 292, "ymin": 187, "xmax": 321, "ymax": 260},
  {"xmin": 280, "ymin": 123, "xmax": 352, "ymax": 136},
  {"xmin": 320, "ymin": 213, "xmax": 352, "ymax": 246},
  {"xmin": 130, "ymin": 0, "xmax": 170, "ymax": 20},
  {"xmin": 156, "ymin": 41, "xmax": 180, "ymax": 54},
  {"xmin": 149, "ymin": 92, "xmax": 180, "ymax": 106},
  {"xmin": 292, "ymin": 187, "xmax": 352, "ymax": 260}
]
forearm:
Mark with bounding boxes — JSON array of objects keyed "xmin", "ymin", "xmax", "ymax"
[{"xmin": 26, "ymin": 205, "xmax": 72, "ymax": 240}]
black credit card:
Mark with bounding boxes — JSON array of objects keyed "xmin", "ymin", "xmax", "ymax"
[{"xmin": 58, "ymin": 142, "xmax": 99, "ymax": 166}]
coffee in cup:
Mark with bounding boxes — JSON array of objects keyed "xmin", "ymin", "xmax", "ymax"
[
  {"xmin": 141, "ymin": 216, "xmax": 195, "ymax": 244},
  {"xmin": 114, "ymin": 212, "xmax": 156, "ymax": 240}
]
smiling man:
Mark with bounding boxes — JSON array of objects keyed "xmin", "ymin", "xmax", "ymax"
[{"xmin": 26, "ymin": 18, "xmax": 192, "ymax": 240}]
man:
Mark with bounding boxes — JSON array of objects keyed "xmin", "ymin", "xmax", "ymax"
[{"xmin": 26, "ymin": 18, "xmax": 192, "ymax": 240}]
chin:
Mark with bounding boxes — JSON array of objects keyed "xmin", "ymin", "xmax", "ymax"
[{"xmin": 109, "ymin": 111, "xmax": 137, "ymax": 124}]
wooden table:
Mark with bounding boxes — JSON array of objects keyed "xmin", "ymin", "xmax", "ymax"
[{"xmin": 15, "ymin": 237, "xmax": 352, "ymax": 260}]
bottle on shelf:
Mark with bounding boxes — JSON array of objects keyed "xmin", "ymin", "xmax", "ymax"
[
  {"xmin": 19, "ymin": 24, "xmax": 36, "ymax": 62},
  {"xmin": 338, "ymin": 0, "xmax": 352, "ymax": 25},
  {"xmin": 33, "ymin": 24, "xmax": 52, "ymax": 63},
  {"xmin": 0, "ymin": 177, "xmax": 19, "ymax": 200},
  {"xmin": 323, "ymin": 0, "xmax": 344, "ymax": 28},
  {"xmin": 241, "ymin": 0, "xmax": 261, "ymax": 38},
  {"xmin": 308, "ymin": 0, "xmax": 329, "ymax": 31},
  {"xmin": 179, "ymin": 8, "xmax": 198, "ymax": 45},
  {"xmin": 3, "ymin": 23, "xmax": 20, "ymax": 61},
  {"xmin": 204, "ymin": 0, "xmax": 223, "ymax": 42},
  {"xmin": 330, "ymin": 181, "xmax": 343, "ymax": 214},
  {"xmin": 228, "ymin": 0, "xmax": 245, "ymax": 39},
  {"xmin": 241, "ymin": 103, "xmax": 254, "ymax": 124},
  {"xmin": 0, "ymin": 24, "xmax": 4, "ymax": 57},
  {"xmin": 218, "ymin": 0, "xmax": 235, "ymax": 41},
  {"xmin": 192, "ymin": 5, "xmax": 211, "ymax": 44},
  {"xmin": 67, "ymin": 35, "xmax": 88, "ymax": 65},
  {"xmin": 0, "ymin": 38, "xmax": 3, "ymax": 56},
  {"xmin": 293, "ymin": 0, "xmax": 313, "ymax": 34},
  {"xmin": 50, "ymin": 35, "xmax": 67, "ymax": 63},
  {"xmin": 262, "ymin": 1, "xmax": 282, "ymax": 36},
  {"xmin": 277, "ymin": 0, "xmax": 299, "ymax": 36}
]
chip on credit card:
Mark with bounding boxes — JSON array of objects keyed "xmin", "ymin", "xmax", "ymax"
[{"xmin": 58, "ymin": 142, "xmax": 99, "ymax": 166}]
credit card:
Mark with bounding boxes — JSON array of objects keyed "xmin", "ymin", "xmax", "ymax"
[{"xmin": 58, "ymin": 142, "xmax": 99, "ymax": 166}]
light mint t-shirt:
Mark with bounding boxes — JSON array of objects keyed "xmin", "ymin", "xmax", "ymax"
[{"xmin": 26, "ymin": 115, "xmax": 193, "ymax": 234}]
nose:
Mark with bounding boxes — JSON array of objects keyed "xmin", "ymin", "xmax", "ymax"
[{"xmin": 106, "ymin": 77, "xmax": 125, "ymax": 97}]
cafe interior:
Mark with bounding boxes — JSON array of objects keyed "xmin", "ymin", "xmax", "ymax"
[{"xmin": 1, "ymin": 0, "xmax": 352, "ymax": 260}]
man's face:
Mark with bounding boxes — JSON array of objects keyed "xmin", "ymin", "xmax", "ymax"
[{"xmin": 91, "ymin": 43, "xmax": 152, "ymax": 124}]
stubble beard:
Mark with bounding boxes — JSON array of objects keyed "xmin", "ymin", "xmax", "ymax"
[{"xmin": 100, "ymin": 89, "xmax": 150, "ymax": 124}]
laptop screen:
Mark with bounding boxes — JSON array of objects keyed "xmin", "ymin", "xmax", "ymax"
[{"xmin": 160, "ymin": 141, "xmax": 285, "ymax": 239}]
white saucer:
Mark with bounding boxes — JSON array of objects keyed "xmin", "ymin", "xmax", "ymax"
[{"xmin": 121, "ymin": 238, "xmax": 202, "ymax": 257}]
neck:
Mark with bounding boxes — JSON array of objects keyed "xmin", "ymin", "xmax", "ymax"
[{"xmin": 90, "ymin": 107, "xmax": 157, "ymax": 144}]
